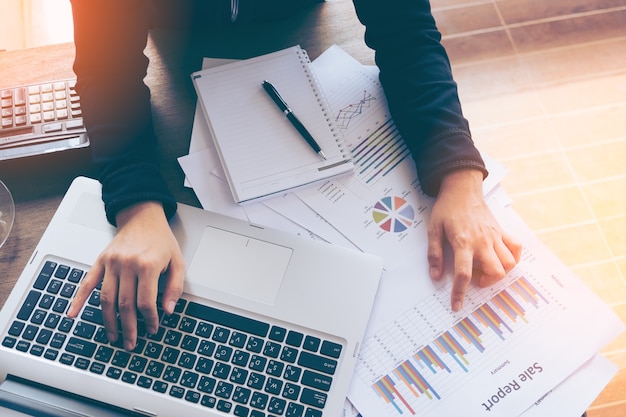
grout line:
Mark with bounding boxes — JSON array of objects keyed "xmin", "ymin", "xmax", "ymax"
[
  {"xmin": 452, "ymin": 35, "xmax": 626, "ymax": 69},
  {"xmin": 491, "ymin": 0, "xmax": 519, "ymax": 55},
  {"xmin": 431, "ymin": 0, "xmax": 494, "ymax": 13},
  {"xmin": 440, "ymin": 6, "xmax": 626, "ymax": 40},
  {"xmin": 494, "ymin": 137, "xmax": 626, "ymax": 164},
  {"xmin": 510, "ymin": 185, "xmax": 626, "ymax": 210}
]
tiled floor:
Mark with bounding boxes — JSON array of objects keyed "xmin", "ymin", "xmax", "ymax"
[
  {"xmin": 433, "ymin": 0, "xmax": 626, "ymax": 415},
  {"xmin": 2, "ymin": 0, "xmax": 625, "ymax": 415}
]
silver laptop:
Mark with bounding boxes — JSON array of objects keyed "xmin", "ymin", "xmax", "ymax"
[{"xmin": 0, "ymin": 176, "xmax": 383, "ymax": 417}]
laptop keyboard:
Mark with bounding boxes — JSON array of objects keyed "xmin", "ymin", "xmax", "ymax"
[{"xmin": 2, "ymin": 259, "xmax": 343, "ymax": 417}]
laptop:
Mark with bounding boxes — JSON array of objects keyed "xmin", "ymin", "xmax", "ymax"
[{"xmin": 0, "ymin": 176, "xmax": 383, "ymax": 417}]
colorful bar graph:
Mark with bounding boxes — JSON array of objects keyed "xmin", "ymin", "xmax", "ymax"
[
  {"xmin": 492, "ymin": 288, "xmax": 527, "ymax": 323},
  {"xmin": 394, "ymin": 360, "xmax": 441, "ymax": 400},
  {"xmin": 374, "ymin": 375, "xmax": 415, "ymax": 414},
  {"xmin": 510, "ymin": 276, "xmax": 549, "ymax": 306},
  {"xmin": 350, "ymin": 119, "xmax": 410, "ymax": 184},
  {"xmin": 473, "ymin": 302, "xmax": 512, "ymax": 340},
  {"xmin": 415, "ymin": 345, "xmax": 450, "ymax": 374},
  {"xmin": 369, "ymin": 276, "xmax": 550, "ymax": 415},
  {"xmin": 435, "ymin": 331, "xmax": 470, "ymax": 372}
]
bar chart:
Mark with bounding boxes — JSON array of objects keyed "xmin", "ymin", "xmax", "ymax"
[{"xmin": 355, "ymin": 275, "xmax": 556, "ymax": 416}]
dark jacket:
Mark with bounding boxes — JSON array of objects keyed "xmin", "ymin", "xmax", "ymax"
[{"xmin": 71, "ymin": 0, "xmax": 487, "ymax": 225}]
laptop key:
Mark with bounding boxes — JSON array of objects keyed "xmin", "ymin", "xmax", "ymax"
[
  {"xmin": 2, "ymin": 337, "xmax": 17, "ymax": 348},
  {"xmin": 17, "ymin": 290, "xmax": 41, "ymax": 321},
  {"xmin": 89, "ymin": 362, "xmax": 106, "ymax": 374},
  {"xmin": 186, "ymin": 302, "xmax": 270, "ymax": 338},
  {"xmin": 297, "ymin": 351, "xmax": 337, "ymax": 375},
  {"xmin": 32, "ymin": 261, "xmax": 57, "ymax": 290},
  {"xmin": 301, "ymin": 370, "xmax": 332, "ymax": 392},
  {"xmin": 65, "ymin": 337, "xmax": 97, "ymax": 358},
  {"xmin": 73, "ymin": 321, "xmax": 96, "ymax": 339},
  {"xmin": 170, "ymin": 386, "xmax": 185, "ymax": 398},
  {"xmin": 8, "ymin": 321, "xmax": 24, "ymax": 336},
  {"xmin": 80, "ymin": 306, "xmax": 103, "ymax": 325},
  {"xmin": 320, "ymin": 340, "xmax": 342, "ymax": 358},
  {"xmin": 137, "ymin": 375, "xmax": 153, "ymax": 388},
  {"xmin": 300, "ymin": 388, "xmax": 327, "ymax": 409}
]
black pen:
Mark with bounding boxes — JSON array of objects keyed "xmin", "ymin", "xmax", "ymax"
[{"xmin": 262, "ymin": 80, "xmax": 327, "ymax": 160}]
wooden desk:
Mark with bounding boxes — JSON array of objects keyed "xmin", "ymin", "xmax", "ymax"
[{"xmin": 0, "ymin": 0, "xmax": 373, "ymax": 308}]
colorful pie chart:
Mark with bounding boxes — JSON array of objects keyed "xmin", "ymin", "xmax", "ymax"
[{"xmin": 372, "ymin": 196, "xmax": 415, "ymax": 233}]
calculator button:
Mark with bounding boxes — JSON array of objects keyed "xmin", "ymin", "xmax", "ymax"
[
  {"xmin": 42, "ymin": 102, "xmax": 54, "ymax": 112},
  {"xmin": 1, "ymin": 98, "xmax": 11, "ymax": 108},
  {"xmin": 15, "ymin": 105, "xmax": 26, "ymax": 116},
  {"xmin": 66, "ymin": 119, "xmax": 84, "ymax": 130},
  {"xmin": 41, "ymin": 93, "xmax": 54, "ymax": 102},
  {"xmin": 29, "ymin": 95, "xmax": 40, "ymax": 105},
  {"xmin": 43, "ymin": 111, "xmax": 55, "ymax": 122},
  {"xmin": 56, "ymin": 99, "xmax": 67, "ymax": 109},
  {"xmin": 1, "ymin": 108, "xmax": 11, "ymax": 117},
  {"xmin": 28, "ymin": 85, "xmax": 40, "ymax": 94},
  {"xmin": 43, "ymin": 123, "xmax": 62, "ymax": 133},
  {"xmin": 15, "ymin": 115, "xmax": 27, "ymax": 126},
  {"xmin": 1, "ymin": 117, "xmax": 13, "ymax": 128},
  {"xmin": 56, "ymin": 109, "xmax": 68, "ymax": 119},
  {"xmin": 41, "ymin": 84, "xmax": 53, "ymax": 93},
  {"xmin": 30, "ymin": 113, "xmax": 41, "ymax": 123}
]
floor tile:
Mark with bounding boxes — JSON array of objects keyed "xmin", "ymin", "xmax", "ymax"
[
  {"xmin": 572, "ymin": 261, "xmax": 626, "ymax": 305},
  {"xmin": 598, "ymin": 217, "xmax": 626, "ymax": 258},
  {"xmin": 497, "ymin": 0, "xmax": 626, "ymax": 25},
  {"xmin": 535, "ymin": 223, "xmax": 613, "ymax": 267},
  {"xmin": 566, "ymin": 138, "xmax": 626, "ymax": 182},
  {"xmin": 537, "ymin": 73, "xmax": 626, "ymax": 115},
  {"xmin": 453, "ymin": 55, "xmax": 533, "ymax": 99},
  {"xmin": 508, "ymin": 10, "xmax": 626, "ymax": 54},
  {"xmin": 582, "ymin": 177, "xmax": 626, "ymax": 219},
  {"xmin": 550, "ymin": 103, "xmax": 626, "ymax": 148},
  {"xmin": 508, "ymin": 186, "xmax": 593, "ymax": 230},
  {"xmin": 433, "ymin": 2, "xmax": 502, "ymax": 35},
  {"xmin": 498, "ymin": 151, "xmax": 576, "ymax": 192},
  {"xmin": 520, "ymin": 38, "xmax": 626, "ymax": 87},
  {"xmin": 461, "ymin": 90, "xmax": 545, "ymax": 127},
  {"xmin": 472, "ymin": 117, "xmax": 562, "ymax": 160},
  {"xmin": 443, "ymin": 30, "xmax": 516, "ymax": 64}
]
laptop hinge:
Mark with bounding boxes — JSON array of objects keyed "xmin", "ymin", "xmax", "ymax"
[{"xmin": 0, "ymin": 375, "xmax": 139, "ymax": 417}]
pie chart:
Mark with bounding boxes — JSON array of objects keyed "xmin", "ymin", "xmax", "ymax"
[{"xmin": 372, "ymin": 196, "xmax": 415, "ymax": 233}]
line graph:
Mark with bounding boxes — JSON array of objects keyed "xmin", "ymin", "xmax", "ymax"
[{"xmin": 335, "ymin": 90, "xmax": 377, "ymax": 129}]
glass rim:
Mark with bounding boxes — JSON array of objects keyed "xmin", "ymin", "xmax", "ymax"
[{"xmin": 0, "ymin": 179, "xmax": 15, "ymax": 248}]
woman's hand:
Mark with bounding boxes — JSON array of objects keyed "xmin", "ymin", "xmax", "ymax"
[
  {"xmin": 427, "ymin": 169, "xmax": 522, "ymax": 311},
  {"xmin": 67, "ymin": 201, "xmax": 185, "ymax": 351}
]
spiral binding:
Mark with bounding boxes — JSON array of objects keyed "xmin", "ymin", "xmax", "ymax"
[{"xmin": 295, "ymin": 47, "xmax": 352, "ymax": 162}]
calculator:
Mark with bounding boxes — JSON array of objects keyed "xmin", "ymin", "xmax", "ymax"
[{"xmin": 0, "ymin": 79, "xmax": 89, "ymax": 161}]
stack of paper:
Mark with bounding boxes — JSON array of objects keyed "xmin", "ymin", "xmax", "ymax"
[
  {"xmin": 190, "ymin": 46, "xmax": 353, "ymax": 204},
  {"xmin": 178, "ymin": 45, "xmax": 625, "ymax": 417}
]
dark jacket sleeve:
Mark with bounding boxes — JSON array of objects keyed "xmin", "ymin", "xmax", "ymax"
[
  {"xmin": 71, "ymin": 0, "xmax": 177, "ymax": 226},
  {"xmin": 352, "ymin": 0, "xmax": 488, "ymax": 196}
]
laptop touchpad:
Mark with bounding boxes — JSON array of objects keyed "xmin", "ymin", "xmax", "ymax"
[{"xmin": 187, "ymin": 226, "xmax": 293, "ymax": 305}]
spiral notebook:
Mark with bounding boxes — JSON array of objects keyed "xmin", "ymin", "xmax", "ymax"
[{"xmin": 191, "ymin": 45, "xmax": 354, "ymax": 204}]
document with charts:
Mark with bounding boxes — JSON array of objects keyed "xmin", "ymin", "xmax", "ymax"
[
  {"xmin": 286, "ymin": 46, "xmax": 625, "ymax": 417},
  {"xmin": 347, "ymin": 204, "xmax": 624, "ymax": 417},
  {"xmin": 283, "ymin": 47, "xmax": 505, "ymax": 268}
]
